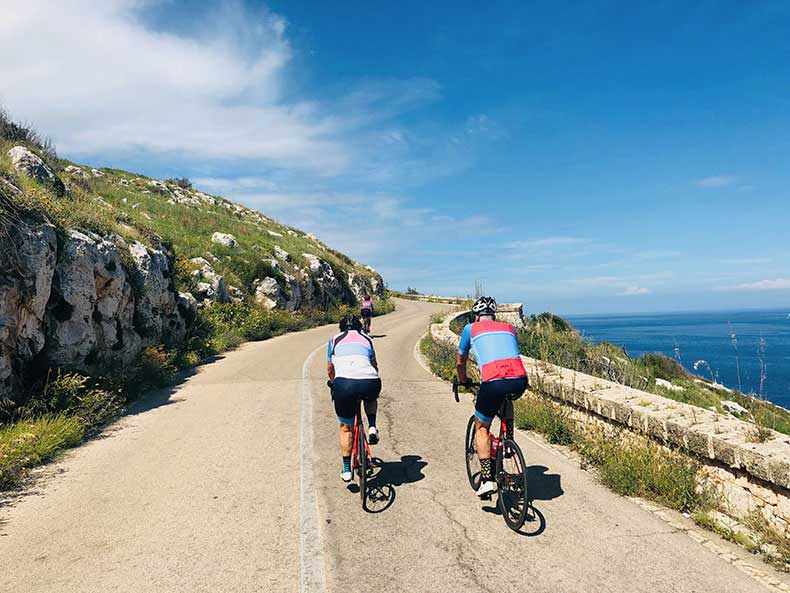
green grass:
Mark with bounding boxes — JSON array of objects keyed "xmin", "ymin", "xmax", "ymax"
[
  {"xmin": 745, "ymin": 513, "xmax": 790, "ymax": 571},
  {"xmin": 514, "ymin": 394, "xmax": 577, "ymax": 445},
  {"xmin": 0, "ymin": 414, "xmax": 84, "ymax": 489},
  {"xmin": 693, "ymin": 512, "xmax": 759, "ymax": 552},
  {"xmin": 577, "ymin": 427, "xmax": 707, "ymax": 512}
]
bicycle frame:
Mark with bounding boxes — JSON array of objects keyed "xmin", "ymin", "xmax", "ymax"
[
  {"xmin": 454, "ymin": 378, "xmax": 517, "ymax": 469},
  {"xmin": 351, "ymin": 401, "xmax": 371, "ymax": 474}
]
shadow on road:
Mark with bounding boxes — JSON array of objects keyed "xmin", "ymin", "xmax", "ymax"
[
  {"xmin": 348, "ymin": 454, "xmax": 428, "ymax": 514},
  {"xmin": 527, "ymin": 465, "xmax": 563, "ymax": 502},
  {"xmin": 125, "ymin": 355, "xmax": 225, "ymax": 416},
  {"xmin": 369, "ymin": 334, "xmax": 387, "ymax": 339},
  {"xmin": 481, "ymin": 465, "xmax": 561, "ymax": 537}
]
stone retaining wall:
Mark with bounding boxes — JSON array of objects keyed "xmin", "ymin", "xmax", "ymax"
[{"xmin": 431, "ymin": 311, "xmax": 790, "ymax": 534}]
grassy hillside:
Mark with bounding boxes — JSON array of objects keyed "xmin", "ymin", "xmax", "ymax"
[{"xmin": 0, "ymin": 146, "xmax": 382, "ymax": 307}]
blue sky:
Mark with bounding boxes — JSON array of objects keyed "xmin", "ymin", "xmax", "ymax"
[{"xmin": 2, "ymin": 0, "xmax": 788, "ymax": 314}]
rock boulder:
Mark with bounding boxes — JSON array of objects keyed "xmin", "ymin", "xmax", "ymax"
[{"xmin": 211, "ymin": 232, "xmax": 238, "ymax": 249}]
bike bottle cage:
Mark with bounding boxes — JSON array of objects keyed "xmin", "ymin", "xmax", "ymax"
[{"xmin": 330, "ymin": 330, "xmax": 374, "ymax": 357}]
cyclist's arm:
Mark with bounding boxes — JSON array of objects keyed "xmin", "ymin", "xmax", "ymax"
[
  {"xmin": 456, "ymin": 324, "xmax": 472, "ymax": 383},
  {"xmin": 327, "ymin": 339, "xmax": 336, "ymax": 382},
  {"xmin": 456, "ymin": 353, "xmax": 469, "ymax": 384}
]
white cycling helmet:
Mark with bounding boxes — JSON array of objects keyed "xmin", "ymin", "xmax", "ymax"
[{"xmin": 471, "ymin": 296, "xmax": 497, "ymax": 317}]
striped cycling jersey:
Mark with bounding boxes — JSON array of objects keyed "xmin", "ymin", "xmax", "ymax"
[
  {"xmin": 458, "ymin": 320, "xmax": 527, "ymax": 383},
  {"xmin": 327, "ymin": 330, "xmax": 379, "ymax": 380},
  {"xmin": 361, "ymin": 299, "xmax": 373, "ymax": 311}
]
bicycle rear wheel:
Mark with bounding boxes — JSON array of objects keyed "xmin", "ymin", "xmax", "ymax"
[
  {"xmin": 496, "ymin": 438, "xmax": 528, "ymax": 531},
  {"xmin": 358, "ymin": 425, "xmax": 368, "ymax": 505},
  {"xmin": 464, "ymin": 416, "xmax": 482, "ymax": 491}
]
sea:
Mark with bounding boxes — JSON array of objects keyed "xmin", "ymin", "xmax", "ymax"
[{"xmin": 564, "ymin": 309, "xmax": 790, "ymax": 410}]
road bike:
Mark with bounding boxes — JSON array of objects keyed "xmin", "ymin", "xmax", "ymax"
[
  {"xmin": 452, "ymin": 378, "xmax": 529, "ymax": 531},
  {"xmin": 351, "ymin": 398, "xmax": 373, "ymax": 507},
  {"xmin": 361, "ymin": 312, "xmax": 372, "ymax": 333}
]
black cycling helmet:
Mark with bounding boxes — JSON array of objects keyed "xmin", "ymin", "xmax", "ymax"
[
  {"xmin": 472, "ymin": 296, "xmax": 497, "ymax": 318},
  {"xmin": 339, "ymin": 314, "xmax": 362, "ymax": 331}
]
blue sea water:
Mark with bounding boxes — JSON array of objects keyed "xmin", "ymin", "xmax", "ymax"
[{"xmin": 564, "ymin": 309, "xmax": 790, "ymax": 410}]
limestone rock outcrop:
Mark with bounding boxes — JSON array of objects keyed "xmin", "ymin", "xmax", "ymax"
[
  {"xmin": 0, "ymin": 216, "xmax": 185, "ymax": 403},
  {"xmin": 189, "ymin": 257, "xmax": 230, "ymax": 305}
]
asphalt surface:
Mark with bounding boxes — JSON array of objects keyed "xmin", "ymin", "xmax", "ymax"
[{"xmin": 0, "ymin": 298, "xmax": 780, "ymax": 592}]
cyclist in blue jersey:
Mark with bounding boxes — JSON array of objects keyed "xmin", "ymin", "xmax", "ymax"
[
  {"xmin": 327, "ymin": 314, "xmax": 381, "ymax": 482},
  {"xmin": 457, "ymin": 296, "xmax": 529, "ymax": 497},
  {"xmin": 360, "ymin": 293, "xmax": 373, "ymax": 333}
]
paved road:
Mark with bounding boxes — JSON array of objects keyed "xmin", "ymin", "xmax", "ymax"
[{"xmin": 0, "ymin": 299, "xmax": 779, "ymax": 592}]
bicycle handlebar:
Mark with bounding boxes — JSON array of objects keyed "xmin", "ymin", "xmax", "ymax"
[{"xmin": 451, "ymin": 377, "xmax": 480, "ymax": 402}]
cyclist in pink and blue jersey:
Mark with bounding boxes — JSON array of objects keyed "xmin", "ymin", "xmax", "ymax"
[
  {"xmin": 457, "ymin": 296, "xmax": 529, "ymax": 497},
  {"xmin": 327, "ymin": 314, "xmax": 381, "ymax": 482},
  {"xmin": 360, "ymin": 293, "xmax": 373, "ymax": 332}
]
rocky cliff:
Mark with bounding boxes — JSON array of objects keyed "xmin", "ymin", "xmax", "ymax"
[{"xmin": 0, "ymin": 144, "xmax": 384, "ymax": 404}]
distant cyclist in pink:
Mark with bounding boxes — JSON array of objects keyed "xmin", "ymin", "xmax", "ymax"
[
  {"xmin": 360, "ymin": 293, "xmax": 373, "ymax": 333},
  {"xmin": 457, "ymin": 296, "xmax": 529, "ymax": 497}
]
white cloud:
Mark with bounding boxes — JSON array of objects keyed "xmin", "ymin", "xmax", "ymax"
[
  {"xmin": 719, "ymin": 278, "xmax": 790, "ymax": 292},
  {"xmin": 0, "ymin": 1, "xmax": 351, "ymax": 173},
  {"xmin": 696, "ymin": 175, "xmax": 740, "ymax": 187},
  {"xmin": 618, "ymin": 285, "xmax": 651, "ymax": 296},
  {"xmin": 0, "ymin": 1, "xmax": 450, "ymax": 179}
]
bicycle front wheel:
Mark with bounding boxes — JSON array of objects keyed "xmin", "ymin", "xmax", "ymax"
[
  {"xmin": 358, "ymin": 427, "xmax": 368, "ymax": 505},
  {"xmin": 464, "ymin": 415, "xmax": 482, "ymax": 491},
  {"xmin": 496, "ymin": 438, "xmax": 528, "ymax": 531}
]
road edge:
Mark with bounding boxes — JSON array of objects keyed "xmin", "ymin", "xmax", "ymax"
[{"xmin": 301, "ymin": 345, "xmax": 327, "ymax": 593}]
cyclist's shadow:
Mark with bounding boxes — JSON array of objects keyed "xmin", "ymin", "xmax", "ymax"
[
  {"xmin": 481, "ymin": 465, "xmax": 563, "ymax": 536},
  {"xmin": 349, "ymin": 454, "xmax": 427, "ymax": 514}
]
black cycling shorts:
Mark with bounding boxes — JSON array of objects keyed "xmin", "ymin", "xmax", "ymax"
[
  {"xmin": 332, "ymin": 377, "xmax": 381, "ymax": 425},
  {"xmin": 360, "ymin": 308, "xmax": 372, "ymax": 318},
  {"xmin": 475, "ymin": 376, "xmax": 528, "ymax": 424}
]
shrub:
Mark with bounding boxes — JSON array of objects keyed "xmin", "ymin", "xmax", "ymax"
[
  {"xmin": 420, "ymin": 334, "xmax": 459, "ymax": 382},
  {"xmin": 73, "ymin": 388, "xmax": 125, "ymax": 429},
  {"xmin": 226, "ymin": 259, "xmax": 283, "ymax": 292},
  {"xmin": 372, "ymin": 296, "xmax": 396, "ymax": 317},
  {"xmin": 0, "ymin": 108, "xmax": 57, "ymax": 161},
  {"xmin": 36, "ymin": 370, "xmax": 89, "ymax": 414},
  {"xmin": 514, "ymin": 394, "xmax": 577, "ymax": 445},
  {"xmin": 138, "ymin": 346, "xmax": 177, "ymax": 388},
  {"xmin": 430, "ymin": 312, "xmax": 446, "ymax": 324},
  {"xmin": 640, "ymin": 353, "xmax": 689, "ymax": 382}
]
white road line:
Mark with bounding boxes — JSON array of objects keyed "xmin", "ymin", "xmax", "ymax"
[
  {"xmin": 301, "ymin": 345, "xmax": 327, "ymax": 593},
  {"xmin": 412, "ymin": 331, "xmax": 434, "ymax": 376}
]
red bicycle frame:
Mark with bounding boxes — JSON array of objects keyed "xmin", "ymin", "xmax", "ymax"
[{"xmin": 351, "ymin": 410, "xmax": 371, "ymax": 474}]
